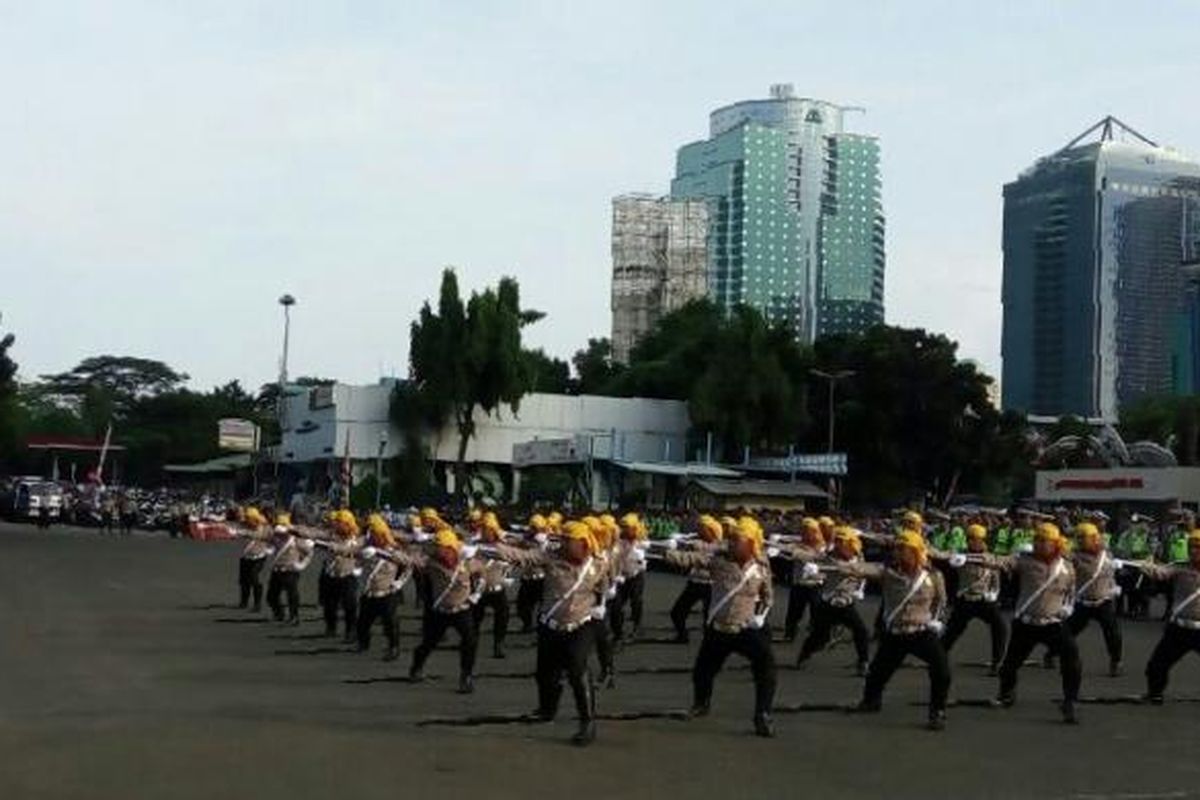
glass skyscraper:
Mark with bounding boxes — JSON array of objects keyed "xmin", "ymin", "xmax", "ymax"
[
  {"xmin": 669, "ymin": 84, "xmax": 884, "ymax": 342},
  {"xmin": 1001, "ymin": 117, "xmax": 1200, "ymax": 420}
]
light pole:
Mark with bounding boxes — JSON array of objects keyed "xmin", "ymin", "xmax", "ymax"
[
  {"xmin": 375, "ymin": 429, "xmax": 389, "ymax": 510},
  {"xmin": 810, "ymin": 368, "xmax": 856, "ymax": 454},
  {"xmin": 275, "ymin": 294, "xmax": 296, "ymax": 502}
]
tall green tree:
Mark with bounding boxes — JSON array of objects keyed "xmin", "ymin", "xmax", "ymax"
[
  {"xmin": 405, "ymin": 269, "xmax": 536, "ymax": 497},
  {"xmin": 0, "ymin": 315, "xmax": 19, "ymax": 463}
]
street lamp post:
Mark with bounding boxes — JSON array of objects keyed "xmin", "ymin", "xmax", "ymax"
[
  {"xmin": 375, "ymin": 430, "xmax": 389, "ymax": 510},
  {"xmin": 275, "ymin": 294, "xmax": 296, "ymax": 502},
  {"xmin": 810, "ymin": 368, "xmax": 855, "ymax": 511},
  {"xmin": 810, "ymin": 368, "xmax": 856, "ymax": 453}
]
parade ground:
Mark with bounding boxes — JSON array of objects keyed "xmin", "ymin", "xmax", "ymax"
[{"xmin": 2, "ymin": 523, "xmax": 1199, "ymax": 800}]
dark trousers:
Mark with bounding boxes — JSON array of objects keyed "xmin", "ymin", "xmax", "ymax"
[
  {"xmin": 321, "ymin": 574, "xmax": 359, "ymax": 637},
  {"xmin": 610, "ymin": 573, "xmax": 645, "ymax": 640},
  {"xmin": 798, "ymin": 601, "xmax": 870, "ymax": 664},
  {"xmin": 357, "ymin": 592, "xmax": 400, "ymax": 651},
  {"xmin": 536, "ymin": 624, "xmax": 596, "ymax": 722},
  {"xmin": 411, "ymin": 609, "xmax": 479, "ymax": 677},
  {"xmin": 266, "ymin": 570, "xmax": 300, "ymax": 622},
  {"xmin": 999, "ymin": 620, "xmax": 1081, "ymax": 702},
  {"xmin": 670, "ymin": 581, "xmax": 712, "ymax": 638},
  {"xmin": 693, "ymin": 627, "xmax": 777, "ymax": 717},
  {"xmin": 1146, "ymin": 624, "xmax": 1200, "ymax": 697},
  {"xmin": 592, "ymin": 618, "xmax": 614, "ymax": 675},
  {"xmin": 238, "ymin": 557, "xmax": 266, "ymax": 609},
  {"xmin": 784, "ymin": 584, "xmax": 820, "ymax": 641},
  {"xmin": 473, "ymin": 590, "xmax": 510, "ymax": 650},
  {"xmin": 1142, "ymin": 623, "xmax": 1200, "ymax": 695},
  {"xmin": 1066, "ymin": 600, "xmax": 1123, "ymax": 663},
  {"xmin": 517, "ymin": 578, "xmax": 544, "ymax": 631},
  {"xmin": 864, "ymin": 630, "xmax": 951, "ymax": 713},
  {"xmin": 941, "ymin": 599, "xmax": 1008, "ymax": 666}
]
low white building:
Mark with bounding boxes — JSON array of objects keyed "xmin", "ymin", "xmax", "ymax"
[{"xmin": 276, "ymin": 380, "xmax": 691, "ymax": 503}]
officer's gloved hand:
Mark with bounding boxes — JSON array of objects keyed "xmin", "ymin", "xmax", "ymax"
[
  {"xmin": 949, "ymin": 554, "xmax": 967, "ymax": 568},
  {"xmin": 801, "ymin": 562, "xmax": 821, "ymax": 580},
  {"xmin": 926, "ymin": 620, "xmax": 945, "ymax": 635},
  {"xmin": 461, "ymin": 544, "xmax": 479, "ymax": 559},
  {"xmin": 361, "ymin": 546, "xmax": 378, "ymax": 560}
]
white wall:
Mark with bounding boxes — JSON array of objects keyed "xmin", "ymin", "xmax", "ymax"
[{"xmin": 280, "ymin": 384, "xmax": 691, "ymax": 467}]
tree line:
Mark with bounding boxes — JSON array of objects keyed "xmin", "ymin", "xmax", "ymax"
[{"xmin": 3, "ymin": 268, "xmax": 1194, "ymax": 507}]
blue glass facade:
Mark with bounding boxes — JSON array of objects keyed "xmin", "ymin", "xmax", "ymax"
[{"xmin": 1002, "ymin": 132, "xmax": 1200, "ymax": 420}]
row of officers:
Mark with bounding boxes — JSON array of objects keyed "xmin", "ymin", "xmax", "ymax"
[{"xmin": 227, "ymin": 506, "xmax": 1200, "ymax": 746}]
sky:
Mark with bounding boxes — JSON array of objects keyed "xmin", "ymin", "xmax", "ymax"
[{"xmin": 2, "ymin": 1, "xmax": 1199, "ymax": 392}]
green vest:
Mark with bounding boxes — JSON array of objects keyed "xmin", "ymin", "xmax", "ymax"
[
  {"xmin": 1169, "ymin": 531, "xmax": 1190, "ymax": 563},
  {"xmin": 993, "ymin": 527, "xmax": 1012, "ymax": 555},
  {"xmin": 947, "ymin": 526, "xmax": 967, "ymax": 553},
  {"xmin": 1011, "ymin": 527, "xmax": 1035, "ymax": 549},
  {"xmin": 1116, "ymin": 528, "xmax": 1150, "ymax": 559},
  {"xmin": 930, "ymin": 527, "xmax": 950, "ymax": 551}
]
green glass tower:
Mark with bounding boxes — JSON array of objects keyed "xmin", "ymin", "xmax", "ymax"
[{"xmin": 669, "ymin": 84, "xmax": 884, "ymax": 341}]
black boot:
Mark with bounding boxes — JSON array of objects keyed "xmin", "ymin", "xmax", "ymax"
[
  {"xmin": 458, "ymin": 674, "xmax": 475, "ymax": 694},
  {"xmin": 688, "ymin": 702, "xmax": 710, "ymax": 718},
  {"xmin": 1060, "ymin": 700, "xmax": 1079, "ymax": 725},
  {"xmin": 572, "ymin": 719, "xmax": 597, "ymax": 746},
  {"xmin": 1109, "ymin": 660, "xmax": 1123, "ymax": 677},
  {"xmin": 927, "ymin": 710, "xmax": 947, "ymax": 731},
  {"xmin": 383, "ymin": 645, "xmax": 399, "ymax": 662},
  {"xmin": 753, "ymin": 713, "xmax": 775, "ymax": 738},
  {"xmin": 493, "ymin": 643, "xmax": 506, "ymax": 660},
  {"xmin": 855, "ymin": 660, "xmax": 869, "ymax": 677},
  {"xmin": 848, "ymin": 699, "xmax": 882, "ymax": 714}
]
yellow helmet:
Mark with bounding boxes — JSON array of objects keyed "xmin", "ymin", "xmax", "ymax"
[
  {"xmin": 434, "ymin": 528, "xmax": 462, "ymax": 552},
  {"xmin": 801, "ymin": 517, "xmax": 820, "ymax": 533},
  {"xmin": 274, "ymin": 512, "xmax": 292, "ymax": 527},
  {"xmin": 243, "ymin": 507, "xmax": 267, "ymax": 529},
  {"xmin": 966, "ymin": 523, "xmax": 988, "ymax": 540},
  {"xmin": 1075, "ymin": 522, "xmax": 1101, "ymax": 543},
  {"xmin": 733, "ymin": 516, "xmax": 765, "ymax": 557},
  {"xmin": 367, "ymin": 514, "xmax": 395, "ymax": 548},
  {"xmin": 547, "ymin": 511, "xmax": 564, "ymax": 532},
  {"xmin": 482, "ymin": 511, "xmax": 501, "ymax": 534},
  {"xmin": 817, "ymin": 515, "xmax": 835, "ymax": 530},
  {"xmin": 1036, "ymin": 521, "xmax": 1063, "ymax": 543},
  {"xmin": 620, "ymin": 513, "xmax": 646, "ymax": 540},
  {"xmin": 902, "ymin": 510, "xmax": 924, "ymax": 528},
  {"xmin": 895, "ymin": 529, "xmax": 928, "ymax": 563},
  {"xmin": 419, "ymin": 507, "xmax": 441, "ymax": 528},
  {"xmin": 529, "ymin": 513, "xmax": 549, "ymax": 533},
  {"xmin": 468, "ymin": 508, "xmax": 483, "ymax": 524},
  {"xmin": 833, "ymin": 526, "xmax": 863, "ymax": 556},
  {"xmin": 1188, "ymin": 529, "xmax": 1200, "ymax": 546},
  {"xmin": 562, "ymin": 520, "xmax": 596, "ymax": 554},
  {"xmin": 719, "ymin": 516, "xmax": 738, "ymax": 538},
  {"xmin": 697, "ymin": 514, "xmax": 724, "ymax": 541}
]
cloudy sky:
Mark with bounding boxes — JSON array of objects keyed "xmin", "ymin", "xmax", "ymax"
[{"xmin": 3, "ymin": 1, "xmax": 1198, "ymax": 391}]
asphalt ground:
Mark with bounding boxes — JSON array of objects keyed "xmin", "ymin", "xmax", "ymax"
[{"xmin": 2, "ymin": 522, "xmax": 1200, "ymax": 800}]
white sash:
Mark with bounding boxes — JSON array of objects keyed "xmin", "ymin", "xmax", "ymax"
[
  {"xmin": 1074, "ymin": 551, "xmax": 1110, "ymax": 600},
  {"xmin": 884, "ymin": 569, "xmax": 929, "ymax": 631},
  {"xmin": 1015, "ymin": 558, "xmax": 1067, "ymax": 621},
  {"xmin": 707, "ymin": 562, "xmax": 760, "ymax": 626},
  {"xmin": 431, "ymin": 561, "xmax": 465, "ymax": 611},
  {"xmin": 539, "ymin": 557, "xmax": 595, "ymax": 625},
  {"xmin": 1170, "ymin": 584, "xmax": 1200, "ymax": 622},
  {"xmin": 270, "ymin": 536, "xmax": 295, "ymax": 571}
]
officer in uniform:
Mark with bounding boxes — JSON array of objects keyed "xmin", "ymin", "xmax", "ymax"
[
  {"xmin": 668, "ymin": 514, "xmax": 722, "ymax": 643},
  {"xmin": 832, "ymin": 530, "xmax": 951, "ymax": 730},
  {"xmin": 356, "ymin": 514, "xmax": 408, "ymax": 661},
  {"xmin": 795, "ymin": 527, "xmax": 871, "ymax": 675},
  {"xmin": 265, "ymin": 516, "xmax": 316, "ymax": 626},
  {"xmin": 966, "ymin": 522, "xmax": 1081, "ymax": 724},
  {"xmin": 782, "ymin": 517, "xmax": 827, "ymax": 642},
  {"xmin": 1064, "ymin": 522, "xmax": 1124, "ymax": 676},
  {"xmin": 471, "ymin": 512, "xmax": 513, "ymax": 659},
  {"xmin": 320, "ymin": 510, "xmax": 362, "ymax": 643},
  {"xmin": 657, "ymin": 516, "xmax": 778, "ymax": 738},
  {"xmin": 489, "ymin": 521, "xmax": 609, "ymax": 746},
  {"xmin": 516, "ymin": 514, "xmax": 551, "ymax": 632},
  {"xmin": 610, "ymin": 513, "xmax": 649, "ymax": 643},
  {"xmin": 1127, "ymin": 530, "xmax": 1200, "ymax": 703},
  {"xmin": 1114, "ymin": 515, "xmax": 1155, "ymax": 618},
  {"xmin": 940, "ymin": 523, "xmax": 1008, "ymax": 674},
  {"xmin": 393, "ymin": 528, "xmax": 484, "ymax": 694},
  {"xmin": 234, "ymin": 507, "xmax": 272, "ymax": 612}
]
